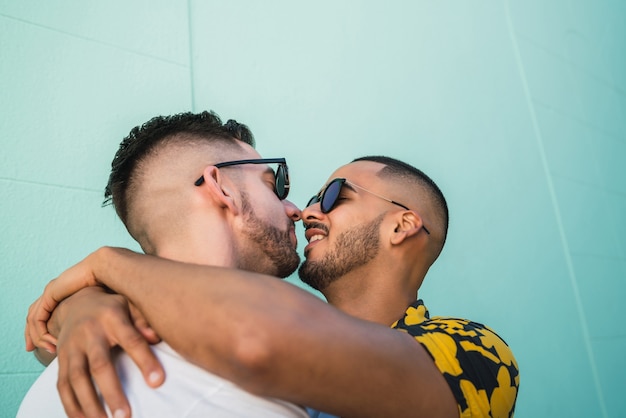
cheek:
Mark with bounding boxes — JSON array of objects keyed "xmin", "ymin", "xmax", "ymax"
[
  {"xmin": 260, "ymin": 198, "xmax": 290, "ymax": 225},
  {"xmin": 250, "ymin": 183, "xmax": 282, "ymax": 212},
  {"xmin": 330, "ymin": 210, "xmax": 367, "ymax": 229},
  {"xmin": 326, "ymin": 209, "xmax": 381, "ymax": 243}
]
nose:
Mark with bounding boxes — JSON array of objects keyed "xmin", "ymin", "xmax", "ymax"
[
  {"xmin": 283, "ymin": 199, "xmax": 302, "ymax": 222},
  {"xmin": 301, "ymin": 201, "xmax": 324, "ymax": 222}
]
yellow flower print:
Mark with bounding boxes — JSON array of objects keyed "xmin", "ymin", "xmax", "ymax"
[
  {"xmin": 459, "ymin": 340, "xmax": 500, "ymax": 364},
  {"xmin": 433, "ymin": 318, "xmax": 478, "ymax": 338},
  {"xmin": 404, "ymin": 304, "xmax": 428, "ymax": 326},
  {"xmin": 478, "ymin": 328, "xmax": 517, "ymax": 368},
  {"xmin": 458, "ymin": 379, "xmax": 490, "ymax": 417},
  {"xmin": 415, "ymin": 332, "xmax": 463, "ymax": 377},
  {"xmin": 489, "ymin": 366, "xmax": 517, "ymax": 418}
]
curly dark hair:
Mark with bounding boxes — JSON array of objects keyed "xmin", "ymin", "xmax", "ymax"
[{"xmin": 104, "ymin": 110, "xmax": 255, "ymax": 224}]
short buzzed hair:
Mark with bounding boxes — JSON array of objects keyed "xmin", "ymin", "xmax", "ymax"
[
  {"xmin": 352, "ymin": 156, "xmax": 449, "ymax": 249},
  {"xmin": 104, "ymin": 111, "xmax": 255, "ymax": 225}
]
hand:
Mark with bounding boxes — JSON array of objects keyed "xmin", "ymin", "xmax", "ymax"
[
  {"xmin": 53, "ymin": 287, "xmax": 165, "ymax": 418},
  {"xmin": 25, "ymin": 249, "xmax": 104, "ymax": 352},
  {"xmin": 128, "ymin": 302, "xmax": 161, "ymax": 346},
  {"xmin": 23, "ymin": 248, "xmax": 166, "ymax": 418}
]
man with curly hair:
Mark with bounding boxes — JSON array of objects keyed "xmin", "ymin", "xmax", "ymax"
[
  {"xmin": 20, "ymin": 111, "xmax": 308, "ymax": 418},
  {"xmin": 25, "ymin": 112, "xmax": 519, "ymax": 418}
]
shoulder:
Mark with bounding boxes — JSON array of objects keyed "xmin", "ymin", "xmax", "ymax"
[
  {"xmin": 392, "ymin": 302, "xmax": 520, "ymax": 418},
  {"xmin": 17, "ymin": 359, "xmax": 64, "ymax": 417},
  {"xmin": 392, "ymin": 301, "xmax": 516, "ymax": 366}
]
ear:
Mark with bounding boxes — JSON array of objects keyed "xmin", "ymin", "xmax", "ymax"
[
  {"xmin": 390, "ymin": 211, "xmax": 425, "ymax": 245},
  {"xmin": 196, "ymin": 166, "xmax": 240, "ymax": 215}
]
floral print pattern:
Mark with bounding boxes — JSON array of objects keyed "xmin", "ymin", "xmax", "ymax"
[{"xmin": 392, "ymin": 300, "xmax": 519, "ymax": 417}]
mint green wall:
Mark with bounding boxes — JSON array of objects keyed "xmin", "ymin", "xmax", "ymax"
[{"xmin": 1, "ymin": 1, "xmax": 624, "ymax": 417}]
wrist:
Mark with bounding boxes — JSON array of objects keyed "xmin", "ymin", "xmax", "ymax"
[
  {"xmin": 92, "ymin": 246, "xmax": 118, "ymax": 287},
  {"xmin": 93, "ymin": 246, "xmax": 134, "ymax": 293}
]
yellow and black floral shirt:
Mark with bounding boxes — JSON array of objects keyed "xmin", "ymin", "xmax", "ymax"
[{"xmin": 391, "ymin": 300, "xmax": 519, "ymax": 418}]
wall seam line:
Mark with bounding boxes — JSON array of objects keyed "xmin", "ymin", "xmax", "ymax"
[
  {"xmin": 187, "ymin": 0, "xmax": 196, "ymax": 112},
  {"xmin": 0, "ymin": 12, "xmax": 186, "ymax": 68},
  {"xmin": 503, "ymin": 1, "xmax": 608, "ymax": 416}
]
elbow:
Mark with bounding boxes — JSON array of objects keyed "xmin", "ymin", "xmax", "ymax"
[{"xmin": 228, "ymin": 321, "xmax": 288, "ymax": 395}]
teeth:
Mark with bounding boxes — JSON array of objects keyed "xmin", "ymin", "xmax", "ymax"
[{"xmin": 309, "ymin": 235, "xmax": 325, "ymax": 243}]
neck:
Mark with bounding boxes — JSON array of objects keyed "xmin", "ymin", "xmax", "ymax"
[
  {"xmin": 153, "ymin": 222, "xmax": 238, "ymax": 268},
  {"xmin": 157, "ymin": 243, "xmax": 237, "ymax": 267},
  {"xmin": 321, "ymin": 262, "xmax": 421, "ymax": 326}
]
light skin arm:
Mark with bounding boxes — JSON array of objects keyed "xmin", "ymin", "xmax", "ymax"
[
  {"xmin": 26, "ymin": 286, "xmax": 163, "ymax": 418},
  {"xmin": 29, "ymin": 246, "xmax": 458, "ymax": 418}
]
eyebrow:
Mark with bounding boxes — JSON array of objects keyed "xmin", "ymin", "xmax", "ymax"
[
  {"xmin": 342, "ymin": 182, "xmax": 357, "ymax": 193},
  {"xmin": 262, "ymin": 166, "xmax": 276, "ymax": 177},
  {"xmin": 258, "ymin": 166, "xmax": 278, "ymax": 185}
]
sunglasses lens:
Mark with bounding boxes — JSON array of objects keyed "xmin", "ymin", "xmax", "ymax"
[
  {"xmin": 321, "ymin": 179, "xmax": 343, "ymax": 213},
  {"xmin": 306, "ymin": 195, "xmax": 319, "ymax": 208},
  {"xmin": 275, "ymin": 164, "xmax": 288, "ymax": 199}
]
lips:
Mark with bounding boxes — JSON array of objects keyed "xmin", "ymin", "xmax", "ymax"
[{"xmin": 304, "ymin": 223, "xmax": 328, "ymax": 252}]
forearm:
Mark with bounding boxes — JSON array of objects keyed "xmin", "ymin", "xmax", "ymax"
[
  {"xmin": 86, "ymin": 248, "xmax": 457, "ymax": 417},
  {"xmin": 90, "ymin": 247, "xmax": 318, "ymax": 378}
]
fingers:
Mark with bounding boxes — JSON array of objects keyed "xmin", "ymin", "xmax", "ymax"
[
  {"xmin": 128, "ymin": 302, "xmax": 161, "ymax": 345},
  {"xmin": 53, "ymin": 289, "xmax": 163, "ymax": 416},
  {"xmin": 57, "ymin": 340, "xmax": 102, "ymax": 418},
  {"xmin": 25, "ymin": 300, "xmax": 36, "ymax": 351},
  {"xmin": 114, "ymin": 321, "xmax": 165, "ymax": 388},
  {"xmin": 25, "ymin": 249, "xmax": 107, "ymax": 353},
  {"xmin": 135, "ymin": 325, "xmax": 161, "ymax": 346},
  {"xmin": 85, "ymin": 346, "xmax": 131, "ymax": 418},
  {"xmin": 33, "ymin": 253, "xmax": 103, "ymax": 338},
  {"xmin": 57, "ymin": 315, "xmax": 160, "ymax": 418},
  {"xmin": 25, "ymin": 282, "xmax": 63, "ymax": 351},
  {"xmin": 57, "ymin": 341, "xmax": 126, "ymax": 418},
  {"xmin": 56, "ymin": 317, "xmax": 133, "ymax": 418},
  {"xmin": 81, "ymin": 307, "xmax": 164, "ymax": 416},
  {"xmin": 126, "ymin": 303, "xmax": 164, "ymax": 384},
  {"xmin": 25, "ymin": 315, "xmax": 35, "ymax": 352},
  {"xmin": 25, "ymin": 296, "xmax": 58, "ymax": 354}
]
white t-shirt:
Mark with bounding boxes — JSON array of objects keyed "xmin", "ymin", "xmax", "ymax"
[{"xmin": 18, "ymin": 342, "xmax": 308, "ymax": 418}]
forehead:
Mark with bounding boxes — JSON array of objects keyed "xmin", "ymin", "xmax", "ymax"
[
  {"xmin": 224, "ymin": 142, "xmax": 262, "ymax": 160},
  {"xmin": 326, "ymin": 161, "xmax": 386, "ymax": 185}
]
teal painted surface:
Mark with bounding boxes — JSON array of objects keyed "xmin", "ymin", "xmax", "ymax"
[{"xmin": 1, "ymin": 1, "xmax": 624, "ymax": 417}]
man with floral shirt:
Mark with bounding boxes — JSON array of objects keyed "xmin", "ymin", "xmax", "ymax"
[{"xmin": 27, "ymin": 149, "xmax": 519, "ymax": 417}]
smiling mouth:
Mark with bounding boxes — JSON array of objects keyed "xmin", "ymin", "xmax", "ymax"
[{"xmin": 309, "ymin": 234, "xmax": 325, "ymax": 243}]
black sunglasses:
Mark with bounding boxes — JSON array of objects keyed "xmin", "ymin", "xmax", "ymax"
[
  {"xmin": 194, "ymin": 158, "xmax": 290, "ymax": 200},
  {"xmin": 306, "ymin": 178, "xmax": 430, "ymax": 234}
]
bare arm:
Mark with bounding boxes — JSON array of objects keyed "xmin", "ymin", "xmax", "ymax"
[
  {"xmin": 31, "ymin": 247, "xmax": 457, "ymax": 418},
  {"xmin": 26, "ymin": 286, "xmax": 163, "ymax": 418}
]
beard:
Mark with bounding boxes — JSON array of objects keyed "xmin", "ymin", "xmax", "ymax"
[
  {"xmin": 298, "ymin": 214, "xmax": 384, "ymax": 291},
  {"xmin": 239, "ymin": 192, "xmax": 301, "ymax": 278}
]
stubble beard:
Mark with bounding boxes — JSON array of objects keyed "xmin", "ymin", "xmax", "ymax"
[
  {"xmin": 239, "ymin": 192, "xmax": 301, "ymax": 278},
  {"xmin": 298, "ymin": 214, "xmax": 384, "ymax": 292}
]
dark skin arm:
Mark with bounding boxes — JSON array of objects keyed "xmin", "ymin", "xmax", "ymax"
[{"xmin": 28, "ymin": 247, "xmax": 458, "ymax": 418}]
